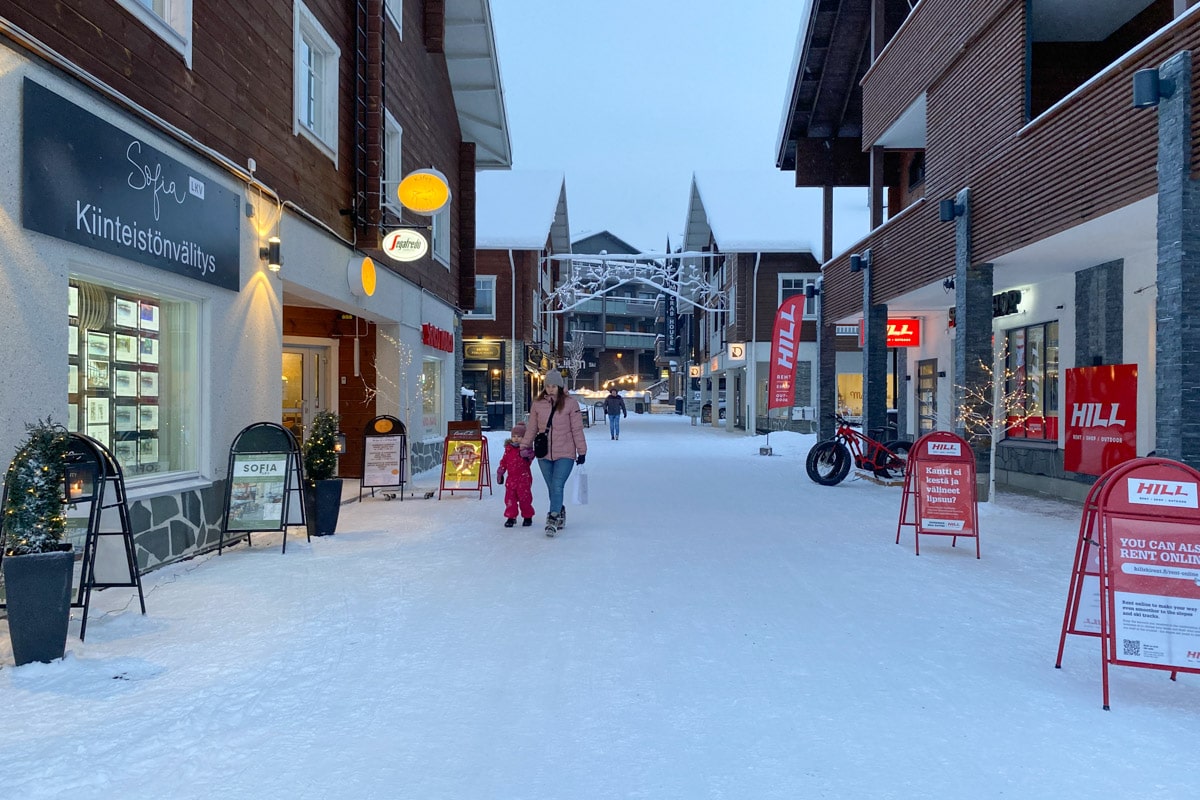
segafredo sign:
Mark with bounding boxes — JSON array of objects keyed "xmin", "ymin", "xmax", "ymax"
[{"xmin": 381, "ymin": 229, "xmax": 429, "ymax": 262}]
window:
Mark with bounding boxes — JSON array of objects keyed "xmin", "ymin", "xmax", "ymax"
[
  {"xmin": 385, "ymin": 0, "xmax": 403, "ymax": 37},
  {"xmin": 68, "ymin": 278, "xmax": 199, "ymax": 481},
  {"xmin": 781, "ymin": 274, "xmax": 819, "ymax": 318},
  {"xmin": 382, "ymin": 110, "xmax": 403, "ymax": 215},
  {"xmin": 420, "ymin": 358, "xmax": 443, "ymax": 439},
  {"xmin": 293, "ymin": 1, "xmax": 340, "ymax": 163},
  {"xmin": 118, "ymin": 0, "xmax": 193, "ymax": 66},
  {"xmin": 467, "ymin": 276, "xmax": 496, "ymax": 319},
  {"xmin": 1004, "ymin": 321, "xmax": 1060, "ymax": 441},
  {"xmin": 432, "ymin": 207, "xmax": 450, "ymax": 266}
]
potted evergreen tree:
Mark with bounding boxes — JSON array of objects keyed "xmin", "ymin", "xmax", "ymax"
[
  {"xmin": 2, "ymin": 418, "xmax": 75, "ymax": 665},
  {"xmin": 303, "ymin": 411, "xmax": 343, "ymax": 536}
]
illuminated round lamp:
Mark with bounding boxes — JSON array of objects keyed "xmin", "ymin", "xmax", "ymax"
[
  {"xmin": 347, "ymin": 255, "xmax": 377, "ymax": 298},
  {"xmin": 397, "ymin": 168, "xmax": 452, "ymax": 215}
]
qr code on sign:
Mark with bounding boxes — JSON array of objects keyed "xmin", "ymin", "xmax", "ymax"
[{"xmin": 1123, "ymin": 639, "xmax": 1141, "ymax": 657}]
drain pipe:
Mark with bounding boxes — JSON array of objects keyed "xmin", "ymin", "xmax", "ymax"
[
  {"xmin": 749, "ymin": 251, "xmax": 762, "ymax": 439},
  {"xmin": 508, "ymin": 249, "xmax": 518, "ymax": 427}
]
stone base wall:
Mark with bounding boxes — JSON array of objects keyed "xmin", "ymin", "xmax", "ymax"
[
  {"xmin": 994, "ymin": 442, "xmax": 1094, "ymax": 503},
  {"xmin": 128, "ymin": 480, "xmax": 229, "ymax": 571}
]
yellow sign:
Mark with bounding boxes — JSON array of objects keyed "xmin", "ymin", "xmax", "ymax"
[
  {"xmin": 398, "ymin": 168, "xmax": 452, "ymax": 215},
  {"xmin": 347, "ymin": 255, "xmax": 377, "ymax": 297},
  {"xmin": 689, "ymin": 366, "xmax": 701, "ymax": 378},
  {"xmin": 441, "ymin": 439, "xmax": 483, "ymax": 489}
]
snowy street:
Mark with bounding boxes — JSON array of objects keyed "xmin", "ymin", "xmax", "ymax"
[{"xmin": 2, "ymin": 413, "xmax": 1198, "ymax": 799}]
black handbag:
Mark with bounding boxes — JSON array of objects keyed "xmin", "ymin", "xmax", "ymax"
[{"xmin": 533, "ymin": 406, "xmax": 556, "ymax": 458}]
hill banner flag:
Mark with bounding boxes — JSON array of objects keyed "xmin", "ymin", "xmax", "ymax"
[{"xmin": 768, "ymin": 295, "xmax": 805, "ymax": 410}]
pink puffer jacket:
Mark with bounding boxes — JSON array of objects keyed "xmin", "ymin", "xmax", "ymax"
[{"xmin": 522, "ymin": 394, "xmax": 587, "ymax": 461}]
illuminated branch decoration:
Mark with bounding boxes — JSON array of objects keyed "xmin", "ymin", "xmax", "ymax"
[
  {"xmin": 954, "ymin": 339, "xmax": 1039, "ymax": 502},
  {"xmin": 562, "ymin": 336, "xmax": 586, "ymax": 390},
  {"xmin": 543, "ymin": 252, "xmax": 727, "ymax": 314},
  {"xmin": 363, "ymin": 332, "xmax": 419, "ymax": 430}
]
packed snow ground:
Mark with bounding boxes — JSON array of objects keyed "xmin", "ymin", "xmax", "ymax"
[{"xmin": 1, "ymin": 413, "xmax": 1198, "ymax": 799}]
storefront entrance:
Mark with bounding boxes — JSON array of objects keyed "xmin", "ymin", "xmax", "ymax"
[{"xmin": 282, "ymin": 340, "xmax": 337, "ymax": 442}]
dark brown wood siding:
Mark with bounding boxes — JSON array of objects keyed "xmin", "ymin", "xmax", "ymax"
[
  {"xmin": 828, "ymin": 8, "xmax": 1200, "ymax": 320},
  {"xmin": 4, "ymin": 0, "xmax": 468, "ymax": 311},
  {"xmin": 861, "ymin": 0, "xmax": 1013, "ymax": 147}
]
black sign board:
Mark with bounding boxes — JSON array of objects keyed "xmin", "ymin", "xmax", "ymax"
[
  {"xmin": 21, "ymin": 79, "xmax": 241, "ymax": 291},
  {"xmin": 663, "ymin": 294, "xmax": 679, "ymax": 356},
  {"xmin": 360, "ymin": 416, "xmax": 408, "ymax": 500},
  {"xmin": 220, "ymin": 423, "xmax": 307, "ymax": 554},
  {"xmin": 0, "ymin": 433, "xmax": 146, "ymax": 643}
]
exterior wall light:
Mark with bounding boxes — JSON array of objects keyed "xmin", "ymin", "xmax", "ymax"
[
  {"xmin": 260, "ymin": 236, "xmax": 282, "ymax": 272},
  {"xmin": 939, "ymin": 198, "xmax": 964, "ymax": 222},
  {"xmin": 849, "ymin": 249, "xmax": 871, "ymax": 273},
  {"xmin": 1132, "ymin": 67, "xmax": 1173, "ymax": 109}
]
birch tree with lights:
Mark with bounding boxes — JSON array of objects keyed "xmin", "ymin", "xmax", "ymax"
[{"xmin": 954, "ymin": 338, "xmax": 1039, "ymax": 503}]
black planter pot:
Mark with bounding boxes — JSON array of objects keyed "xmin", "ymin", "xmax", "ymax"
[
  {"xmin": 305, "ymin": 478, "xmax": 343, "ymax": 537},
  {"xmin": 2, "ymin": 548, "xmax": 74, "ymax": 666}
]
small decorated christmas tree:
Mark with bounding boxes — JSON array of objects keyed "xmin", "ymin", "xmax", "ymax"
[
  {"xmin": 304, "ymin": 411, "xmax": 340, "ymax": 482},
  {"xmin": 3, "ymin": 418, "xmax": 70, "ymax": 556}
]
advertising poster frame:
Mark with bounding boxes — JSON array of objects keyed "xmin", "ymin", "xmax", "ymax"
[
  {"xmin": 896, "ymin": 431, "xmax": 979, "ymax": 558},
  {"xmin": 438, "ymin": 421, "xmax": 492, "ymax": 499},
  {"xmin": 359, "ymin": 415, "xmax": 408, "ymax": 501},
  {"xmin": 1092, "ymin": 457, "xmax": 1200, "ymax": 709},
  {"xmin": 219, "ymin": 422, "xmax": 306, "ymax": 555}
]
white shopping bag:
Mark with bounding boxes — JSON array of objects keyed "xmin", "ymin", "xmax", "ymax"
[{"xmin": 570, "ymin": 465, "xmax": 589, "ymax": 505}]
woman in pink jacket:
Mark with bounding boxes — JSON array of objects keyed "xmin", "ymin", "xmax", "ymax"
[{"xmin": 521, "ymin": 369, "xmax": 587, "ymax": 536}]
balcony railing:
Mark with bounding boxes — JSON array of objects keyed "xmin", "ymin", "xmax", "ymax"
[
  {"xmin": 571, "ymin": 330, "xmax": 659, "ymax": 350},
  {"xmin": 572, "ymin": 297, "xmax": 659, "ymax": 317}
]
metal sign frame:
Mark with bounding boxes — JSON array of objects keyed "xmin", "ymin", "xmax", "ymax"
[
  {"xmin": 0, "ymin": 432, "xmax": 146, "ymax": 641},
  {"xmin": 359, "ymin": 415, "xmax": 408, "ymax": 501},
  {"xmin": 219, "ymin": 422, "xmax": 306, "ymax": 555},
  {"xmin": 895, "ymin": 431, "xmax": 980, "ymax": 558}
]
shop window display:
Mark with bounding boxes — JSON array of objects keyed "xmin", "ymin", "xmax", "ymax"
[{"xmin": 67, "ymin": 279, "xmax": 197, "ymax": 478}]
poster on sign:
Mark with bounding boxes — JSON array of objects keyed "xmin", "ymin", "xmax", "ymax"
[
  {"xmin": 1089, "ymin": 457, "xmax": 1200, "ymax": 707},
  {"xmin": 363, "ymin": 436, "xmax": 406, "ymax": 488},
  {"xmin": 1064, "ymin": 364, "xmax": 1137, "ymax": 475},
  {"xmin": 896, "ymin": 431, "xmax": 979, "ymax": 557}
]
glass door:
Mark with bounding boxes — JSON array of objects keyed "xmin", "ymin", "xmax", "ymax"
[
  {"xmin": 282, "ymin": 345, "xmax": 331, "ymax": 443},
  {"xmin": 916, "ymin": 358, "xmax": 937, "ymax": 436}
]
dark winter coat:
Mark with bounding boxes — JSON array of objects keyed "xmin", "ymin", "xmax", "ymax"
[{"xmin": 603, "ymin": 394, "xmax": 627, "ymax": 417}]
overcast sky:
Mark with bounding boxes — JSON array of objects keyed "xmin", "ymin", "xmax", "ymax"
[{"xmin": 489, "ymin": 1, "xmax": 808, "ymax": 254}]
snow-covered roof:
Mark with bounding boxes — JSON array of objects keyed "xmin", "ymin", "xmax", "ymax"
[
  {"xmin": 475, "ymin": 170, "xmax": 570, "ymax": 252},
  {"xmin": 446, "ymin": 0, "xmax": 512, "ymax": 168},
  {"xmin": 683, "ymin": 170, "xmax": 870, "ymax": 258},
  {"xmin": 774, "ymin": 0, "xmax": 816, "ymax": 168}
]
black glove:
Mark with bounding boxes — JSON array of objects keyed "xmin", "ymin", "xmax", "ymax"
[
  {"xmin": 576, "ymin": 454, "xmax": 586, "ymax": 465},
  {"xmin": 497, "ymin": 473, "xmax": 504, "ymax": 485},
  {"xmin": 623, "ymin": 413, "xmax": 627, "ymax": 418}
]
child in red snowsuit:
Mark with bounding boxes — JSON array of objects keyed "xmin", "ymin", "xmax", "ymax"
[{"xmin": 496, "ymin": 421, "xmax": 535, "ymax": 527}]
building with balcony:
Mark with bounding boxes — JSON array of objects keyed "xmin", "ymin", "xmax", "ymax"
[
  {"xmin": 778, "ymin": 0, "xmax": 1190, "ymax": 500},
  {"xmin": 0, "ymin": 0, "xmax": 508, "ymax": 567},
  {"xmin": 682, "ymin": 171, "xmax": 868, "ymax": 432},
  {"xmin": 465, "ymin": 171, "xmax": 571, "ymax": 429},
  {"xmin": 568, "ymin": 231, "xmax": 661, "ymax": 392}
]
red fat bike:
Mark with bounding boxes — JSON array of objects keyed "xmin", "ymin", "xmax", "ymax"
[{"xmin": 805, "ymin": 414, "xmax": 912, "ymax": 486}]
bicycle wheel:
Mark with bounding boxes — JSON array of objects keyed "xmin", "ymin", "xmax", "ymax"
[
  {"xmin": 875, "ymin": 440, "xmax": 912, "ymax": 480},
  {"xmin": 806, "ymin": 440, "xmax": 851, "ymax": 485}
]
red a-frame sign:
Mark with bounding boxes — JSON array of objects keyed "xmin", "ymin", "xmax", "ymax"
[
  {"xmin": 896, "ymin": 431, "xmax": 980, "ymax": 557},
  {"xmin": 1058, "ymin": 457, "xmax": 1200, "ymax": 709}
]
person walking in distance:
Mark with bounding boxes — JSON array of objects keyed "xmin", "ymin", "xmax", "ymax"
[
  {"xmin": 496, "ymin": 421, "xmax": 535, "ymax": 527},
  {"xmin": 603, "ymin": 387, "xmax": 627, "ymax": 440},
  {"xmin": 522, "ymin": 369, "xmax": 587, "ymax": 537}
]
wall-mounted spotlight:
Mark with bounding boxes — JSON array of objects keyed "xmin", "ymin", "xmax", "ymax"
[
  {"xmin": 939, "ymin": 198, "xmax": 964, "ymax": 222},
  {"xmin": 1133, "ymin": 67, "xmax": 1174, "ymax": 109},
  {"xmin": 942, "ymin": 276, "xmax": 955, "ymax": 292},
  {"xmin": 260, "ymin": 236, "xmax": 282, "ymax": 272},
  {"xmin": 849, "ymin": 249, "xmax": 871, "ymax": 273},
  {"xmin": 804, "ymin": 282, "xmax": 821, "ymax": 299}
]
